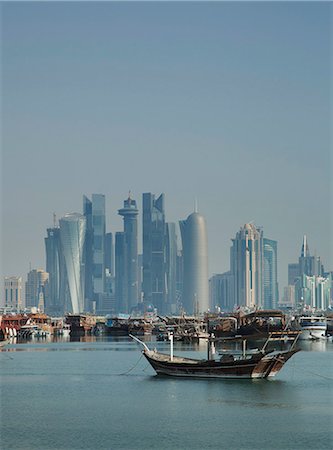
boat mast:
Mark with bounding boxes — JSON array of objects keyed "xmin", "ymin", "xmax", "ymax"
[{"xmin": 168, "ymin": 332, "xmax": 174, "ymax": 361}]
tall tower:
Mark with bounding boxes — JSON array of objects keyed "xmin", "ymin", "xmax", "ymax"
[
  {"xmin": 142, "ymin": 193, "xmax": 167, "ymax": 313},
  {"xmin": 118, "ymin": 194, "xmax": 139, "ymax": 313},
  {"xmin": 263, "ymin": 238, "xmax": 279, "ymax": 310},
  {"xmin": 179, "ymin": 210, "xmax": 209, "ymax": 315},
  {"xmin": 4, "ymin": 277, "xmax": 23, "ymax": 310},
  {"xmin": 83, "ymin": 196, "xmax": 93, "ymax": 307},
  {"xmin": 83, "ymin": 194, "xmax": 106, "ymax": 312},
  {"xmin": 299, "ymin": 235, "xmax": 322, "ymax": 277},
  {"xmin": 166, "ymin": 222, "xmax": 178, "ymax": 314},
  {"xmin": 45, "ymin": 225, "xmax": 67, "ymax": 315},
  {"xmin": 230, "ymin": 223, "xmax": 264, "ymax": 309},
  {"xmin": 59, "ymin": 213, "xmax": 86, "ymax": 314},
  {"xmin": 25, "ymin": 269, "xmax": 49, "ymax": 310},
  {"xmin": 115, "ymin": 232, "xmax": 126, "ymax": 313}
]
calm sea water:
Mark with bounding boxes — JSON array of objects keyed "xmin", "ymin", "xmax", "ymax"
[{"xmin": 1, "ymin": 336, "xmax": 332, "ymax": 450}]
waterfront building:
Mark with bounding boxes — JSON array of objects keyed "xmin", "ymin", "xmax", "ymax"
[
  {"xmin": 142, "ymin": 193, "xmax": 167, "ymax": 314},
  {"xmin": 83, "ymin": 194, "xmax": 106, "ymax": 312},
  {"xmin": 4, "ymin": 276, "xmax": 23, "ymax": 310},
  {"xmin": 102, "ymin": 269, "xmax": 116, "ymax": 314},
  {"xmin": 83, "ymin": 196, "xmax": 93, "ymax": 307},
  {"xmin": 45, "ymin": 224, "xmax": 67, "ymax": 315},
  {"xmin": 299, "ymin": 235, "xmax": 324, "ymax": 277},
  {"xmin": 209, "ymin": 271, "xmax": 234, "ymax": 312},
  {"xmin": 118, "ymin": 194, "xmax": 139, "ymax": 313},
  {"xmin": 281, "ymin": 285, "xmax": 296, "ymax": 308},
  {"xmin": 179, "ymin": 209, "xmax": 209, "ymax": 314},
  {"xmin": 263, "ymin": 238, "xmax": 279, "ymax": 310},
  {"xmin": 166, "ymin": 222, "xmax": 178, "ymax": 314},
  {"xmin": 115, "ymin": 231, "xmax": 125, "ymax": 313},
  {"xmin": 230, "ymin": 223, "xmax": 264, "ymax": 309},
  {"xmin": 105, "ymin": 232, "xmax": 114, "ymax": 277},
  {"xmin": 176, "ymin": 251, "xmax": 184, "ymax": 312},
  {"xmin": 288, "ymin": 236, "xmax": 326, "ymax": 305},
  {"xmin": 59, "ymin": 213, "xmax": 86, "ymax": 314},
  {"xmin": 25, "ymin": 269, "xmax": 49, "ymax": 310},
  {"xmin": 288, "ymin": 263, "xmax": 300, "ymax": 286},
  {"xmin": 295, "ymin": 274, "xmax": 331, "ymax": 310}
]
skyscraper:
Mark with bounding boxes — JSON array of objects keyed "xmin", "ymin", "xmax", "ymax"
[
  {"xmin": 142, "ymin": 193, "xmax": 167, "ymax": 313},
  {"xmin": 209, "ymin": 272, "xmax": 234, "ymax": 312},
  {"xmin": 25, "ymin": 269, "xmax": 49, "ymax": 310},
  {"xmin": 59, "ymin": 213, "xmax": 86, "ymax": 314},
  {"xmin": 263, "ymin": 238, "xmax": 279, "ymax": 310},
  {"xmin": 118, "ymin": 194, "xmax": 139, "ymax": 313},
  {"xmin": 83, "ymin": 196, "xmax": 93, "ymax": 307},
  {"xmin": 4, "ymin": 276, "xmax": 23, "ymax": 310},
  {"xmin": 230, "ymin": 223, "xmax": 264, "ymax": 309},
  {"xmin": 83, "ymin": 194, "xmax": 106, "ymax": 312},
  {"xmin": 299, "ymin": 235, "xmax": 323, "ymax": 277},
  {"xmin": 179, "ymin": 210, "xmax": 209, "ymax": 314},
  {"xmin": 105, "ymin": 232, "xmax": 114, "ymax": 277},
  {"xmin": 115, "ymin": 231, "xmax": 125, "ymax": 313},
  {"xmin": 166, "ymin": 222, "xmax": 178, "ymax": 314},
  {"xmin": 45, "ymin": 224, "xmax": 67, "ymax": 315}
]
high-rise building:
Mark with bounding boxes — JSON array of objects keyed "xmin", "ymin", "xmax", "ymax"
[
  {"xmin": 179, "ymin": 210, "xmax": 209, "ymax": 315},
  {"xmin": 176, "ymin": 251, "xmax": 184, "ymax": 312},
  {"xmin": 45, "ymin": 224, "xmax": 66, "ymax": 315},
  {"xmin": 230, "ymin": 223, "xmax": 264, "ymax": 309},
  {"xmin": 142, "ymin": 193, "xmax": 167, "ymax": 314},
  {"xmin": 288, "ymin": 263, "xmax": 300, "ymax": 285},
  {"xmin": 166, "ymin": 222, "xmax": 178, "ymax": 314},
  {"xmin": 83, "ymin": 194, "xmax": 106, "ymax": 312},
  {"xmin": 118, "ymin": 194, "xmax": 139, "ymax": 313},
  {"xmin": 4, "ymin": 276, "xmax": 23, "ymax": 310},
  {"xmin": 105, "ymin": 232, "xmax": 114, "ymax": 277},
  {"xmin": 263, "ymin": 238, "xmax": 279, "ymax": 310},
  {"xmin": 25, "ymin": 269, "xmax": 49, "ymax": 310},
  {"xmin": 83, "ymin": 196, "xmax": 93, "ymax": 307},
  {"xmin": 295, "ymin": 274, "xmax": 331, "ymax": 310},
  {"xmin": 59, "ymin": 213, "xmax": 86, "ymax": 314},
  {"xmin": 281, "ymin": 285, "xmax": 296, "ymax": 308},
  {"xmin": 115, "ymin": 231, "xmax": 125, "ymax": 313},
  {"xmin": 288, "ymin": 236, "xmax": 325, "ymax": 305},
  {"xmin": 209, "ymin": 271, "xmax": 234, "ymax": 312}
]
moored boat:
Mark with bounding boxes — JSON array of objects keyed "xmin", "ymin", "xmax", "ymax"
[
  {"xmin": 131, "ymin": 332, "xmax": 300, "ymax": 379},
  {"xmin": 298, "ymin": 316, "xmax": 327, "ymax": 340}
]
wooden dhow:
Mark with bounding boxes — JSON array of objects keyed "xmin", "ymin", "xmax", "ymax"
[{"xmin": 131, "ymin": 331, "xmax": 300, "ymax": 379}]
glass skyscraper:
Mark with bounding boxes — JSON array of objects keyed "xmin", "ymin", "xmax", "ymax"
[
  {"xmin": 263, "ymin": 238, "xmax": 279, "ymax": 310},
  {"xmin": 83, "ymin": 194, "xmax": 106, "ymax": 312},
  {"xmin": 230, "ymin": 223, "xmax": 264, "ymax": 309},
  {"xmin": 118, "ymin": 194, "xmax": 139, "ymax": 313},
  {"xmin": 179, "ymin": 210, "xmax": 209, "ymax": 315},
  {"xmin": 59, "ymin": 213, "xmax": 86, "ymax": 314},
  {"xmin": 142, "ymin": 193, "xmax": 167, "ymax": 314},
  {"xmin": 166, "ymin": 222, "xmax": 178, "ymax": 314},
  {"xmin": 45, "ymin": 225, "xmax": 67, "ymax": 315}
]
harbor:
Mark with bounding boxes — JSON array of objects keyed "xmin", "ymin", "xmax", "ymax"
[
  {"xmin": 1, "ymin": 309, "xmax": 332, "ymax": 343},
  {"xmin": 1, "ymin": 334, "xmax": 332, "ymax": 450}
]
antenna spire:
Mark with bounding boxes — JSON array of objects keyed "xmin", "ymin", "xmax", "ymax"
[{"xmin": 194, "ymin": 197, "xmax": 198, "ymax": 213}]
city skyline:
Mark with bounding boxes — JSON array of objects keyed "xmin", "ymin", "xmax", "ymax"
[{"xmin": 2, "ymin": 2, "xmax": 332, "ymax": 292}]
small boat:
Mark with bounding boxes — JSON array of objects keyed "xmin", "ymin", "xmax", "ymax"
[
  {"xmin": 298, "ymin": 316, "xmax": 327, "ymax": 340},
  {"xmin": 130, "ymin": 332, "xmax": 300, "ymax": 379}
]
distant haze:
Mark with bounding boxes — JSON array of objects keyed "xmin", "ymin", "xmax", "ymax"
[{"xmin": 1, "ymin": 2, "xmax": 332, "ymax": 295}]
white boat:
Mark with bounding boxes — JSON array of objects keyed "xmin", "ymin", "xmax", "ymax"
[{"xmin": 298, "ymin": 316, "xmax": 327, "ymax": 340}]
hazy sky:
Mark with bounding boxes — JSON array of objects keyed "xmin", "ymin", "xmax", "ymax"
[{"xmin": 1, "ymin": 1, "xmax": 332, "ymax": 293}]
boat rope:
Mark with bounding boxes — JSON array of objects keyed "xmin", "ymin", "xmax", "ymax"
[{"xmin": 119, "ymin": 353, "xmax": 144, "ymax": 376}]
